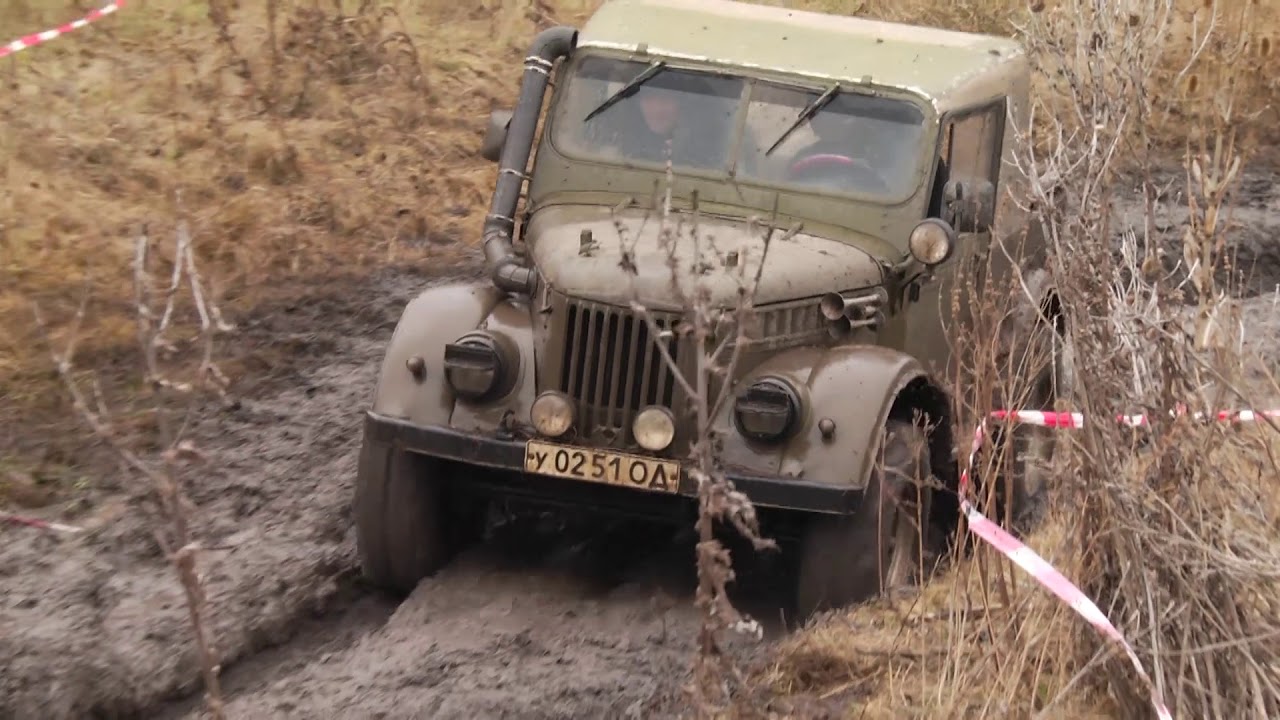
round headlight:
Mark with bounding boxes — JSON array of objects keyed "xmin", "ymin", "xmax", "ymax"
[
  {"xmin": 530, "ymin": 391, "xmax": 575, "ymax": 437},
  {"xmin": 733, "ymin": 377, "xmax": 800, "ymax": 442},
  {"xmin": 442, "ymin": 333, "xmax": 514, "ymax": 402},
  {"xmin": 908, "ymin": 218, "xmax": 957, "ymax": 266},
  {"xmin": 633, "ymin": 406, "xmax": 676, "ymax": 451}
]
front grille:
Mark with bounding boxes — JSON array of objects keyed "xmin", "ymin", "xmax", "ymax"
[
  {"xmin": 753, "ymin": 298, "xmax": 827, "ymax": 349},
  {"xmin": 559, "ymin": 298, "xmax": 681, "ymax": 439}
]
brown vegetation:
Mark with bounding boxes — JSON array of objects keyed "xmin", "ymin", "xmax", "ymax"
[
  {"xmin": 1, "ymin": 0, "xmax": 592, "ymax": 499},
  {"xmin": 752, "ymin": 0, "xmax": 1280, "ymax": 718}
]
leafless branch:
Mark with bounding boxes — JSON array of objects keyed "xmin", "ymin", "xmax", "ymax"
[{"xmin": 33, "ymin": 220, "xmax": 235, "ymax": 720}]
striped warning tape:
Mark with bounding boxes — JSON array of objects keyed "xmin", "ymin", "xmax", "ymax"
[
  {"xmin": 0, "ymin": 2, "xmax": 125, "ymax": 60},
  {"xmin": 955, "ymin": 405, "xmax": 1280, "ymax": 720},
  {"xmin": 958, "ymin": 422, "xmax": 1173, "ymax": 719},
  {"xmin": 990, "ymin": 407, "xmax": 1280, "ymax": 429},
  {"xmin": 2, "ymin": 512, "xmax": 83, "ymax": 534}
]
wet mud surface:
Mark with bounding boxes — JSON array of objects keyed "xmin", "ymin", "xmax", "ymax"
[{"xmin": 0, "ymin": 263, "xmax": 782, "ymax": 720}]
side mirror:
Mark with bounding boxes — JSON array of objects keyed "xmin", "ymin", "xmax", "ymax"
[
  {"xmin": 480, "ymin": 109, "xmax": 514, "ymax": 163},
  {"xmin": 942, "ymin": 178, "xmax": 996, "ymax": 234}
]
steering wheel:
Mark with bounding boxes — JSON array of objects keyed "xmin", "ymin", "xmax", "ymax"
[{"xmin": 787, "ymin": 153, "xmax": 888, "ymax": 192}]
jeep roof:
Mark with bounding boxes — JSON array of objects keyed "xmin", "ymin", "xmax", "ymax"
[{"xmin": 577, "ymin": 0, "xmax": 1027, "ymax": 108}]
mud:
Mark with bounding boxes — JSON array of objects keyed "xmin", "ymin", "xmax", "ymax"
[
  {"xmin": 0, "ymin": 261, "xmax": 782, "ymax": 720},
  {"xmin": 4, "ymin": 168, "xmax": 1280, "ymax": 720},
  {"xmin": 0, "ymin": 265, "xmax": 430, "ymax": 718},
  {"xmin": 153, "ymin": 525, "xmax": 775, "ymax": 720}
]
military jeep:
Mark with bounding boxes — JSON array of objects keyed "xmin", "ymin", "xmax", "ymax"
[{"xmin": 354, "ymin": 0, "xmax": 1068, "ymax": 621}]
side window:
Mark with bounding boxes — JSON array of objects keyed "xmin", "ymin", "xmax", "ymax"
[
  {"xmin": 945, "ymin": 103, "xmax": 1004, "ymax": 184},
  {"xmin": 929, "ymin": 100, "xmax": 1005, "ymax": 219}
]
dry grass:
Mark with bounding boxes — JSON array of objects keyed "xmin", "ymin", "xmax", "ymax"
[
  {"xmin": 0, "ymin": 0, "xmax": 596, "ymax": 488},
  {"xmin": 0, "ymin": 0, "xmax": 595, "ymax": 391}
]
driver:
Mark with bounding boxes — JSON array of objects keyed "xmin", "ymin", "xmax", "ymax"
[{"xmin": 591, "ymin": 75, "xmax": 730, "ymax": 168}]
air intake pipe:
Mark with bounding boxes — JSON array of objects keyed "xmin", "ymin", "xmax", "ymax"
[{"xmin": 483, "ymin": 26, "xmax": 578, "ymax": 295}]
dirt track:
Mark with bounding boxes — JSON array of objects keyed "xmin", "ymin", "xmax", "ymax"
[
  {"xmin": 0, "ymin": 264, "xmax": 785, "ymax": 720},
  {"xmin": 4, "ymin": 172, "xmax": 1280, "ymax": 719}
]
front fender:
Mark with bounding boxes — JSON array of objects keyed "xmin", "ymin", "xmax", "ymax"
[
  {"xmin": 781, "ymin": 345, "xmax": 928, "ymax": 490},
  {"xmin": 714, "ymin": 344, "xmax": 929, "ymax": 491},
  {"xmin": 371, "ymin": 281, "xmax": 504, "ymax": 426}
]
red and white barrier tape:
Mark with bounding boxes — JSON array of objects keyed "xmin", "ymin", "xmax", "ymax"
[
  {"xmin": 957, "ymin": 406, "xmax": 1279, "ymax": 720},
  {"xmin": 2, "ymin": 512, "xmax": 82, "ymax": 535},
  {"xmin": 990, "ymin": 407, "xmax": 1280, "ymax": 429},
  {"xmin": 0, "ymin": 2, "xmax": 125, "ymax": 60}
]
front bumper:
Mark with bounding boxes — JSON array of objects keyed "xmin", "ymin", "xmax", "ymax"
[{"xmin": 363, "ymin": 411, "xmax": 861, "ymax": 516}]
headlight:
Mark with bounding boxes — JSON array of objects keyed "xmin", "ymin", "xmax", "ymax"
[
  {"xmin": 530, "ymin": 391, "xmax": 575, "ymax": 437},
  {"xmin": 733, "ymin": 377, "xmax": 801, "ymax": 442},
  {"xmin": 908, "ymin": 218, "xmax": 957, "ymax": 266},
  {"xmin": 633, "ymin": 405, "xmax": 676, "ymax": 451},
  {"xmin": 442, "ymin": 333, "xmax": 513, "ymax": 401}
]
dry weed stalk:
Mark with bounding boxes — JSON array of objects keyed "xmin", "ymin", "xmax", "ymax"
[
  {"xmin": 610, "ymin": 159, "xmax": 778, "ymax": 714},
  {"xmin": 33, "ymin": 219, "xmax": 235, "ymax": 720},
  {"xmin": 1007, "ymin": 0, "xmax": 1280, "ymax": 716}
]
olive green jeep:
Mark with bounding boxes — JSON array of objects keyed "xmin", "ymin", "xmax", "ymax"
[{"xmin": 354, "ymin": 0, "xmax": 1069, "ymax": 621}]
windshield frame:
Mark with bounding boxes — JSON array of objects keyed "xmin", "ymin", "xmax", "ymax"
[{"xmin": 545, "ymin": 50, "xmax": 937, "ymax": 208}]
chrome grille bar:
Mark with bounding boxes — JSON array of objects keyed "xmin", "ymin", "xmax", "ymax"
[{"xmin": 559, "ymin": 298, "xmax": 679, "ymax": 440}]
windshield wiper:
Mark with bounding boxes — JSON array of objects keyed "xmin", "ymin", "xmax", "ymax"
[
  {"xmin": 584, "ymin": 60, "xmax": 668, "ymax": 122},
  {"xmin": 765, "ymin": 82, "xmax": 840, "ymax": 156}
]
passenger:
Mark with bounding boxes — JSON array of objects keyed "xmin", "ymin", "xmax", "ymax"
[{"xmin": 786, "ymin": 111, "xmax": 888, "ymax": 192}]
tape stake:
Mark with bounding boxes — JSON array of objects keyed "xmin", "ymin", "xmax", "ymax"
[{"xmin": 1, "ymin": 2, "xmax": 125, "ymax": 60}]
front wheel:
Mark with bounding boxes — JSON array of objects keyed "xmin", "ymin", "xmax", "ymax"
[
  {"xmin": 794, "ymin": 419, "xmax": 934, "ymax": 623},
  {"xmin": 353, "ymin": 437, "xmax": 485, "ymax": 595}
]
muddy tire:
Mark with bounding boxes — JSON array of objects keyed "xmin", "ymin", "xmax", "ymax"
[
  {"xmin": 990, "ymin": 277, "xmax": 1076, "ymax": 532},
  {"xmin": 354, "ymin": 438, "xmax": 474, "ymax": 595},
  {"xmin": 1005, "ymin": 327, "xmax": 1075, "ymax": 529},
  {"xmin": 794, "ymin": 420, "xmax": 933, "ymax": 622}
]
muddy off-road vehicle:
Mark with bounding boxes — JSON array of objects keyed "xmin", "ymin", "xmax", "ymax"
[{"xmin": 355, "ymin": 0, "xmax": 1069, "ymax": 620}]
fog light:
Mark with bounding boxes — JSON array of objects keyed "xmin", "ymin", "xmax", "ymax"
[
  {"xmin": 733, "ymin": 377, "xmax": 800, "ymax": 442},
  {"xmin": 530, "ymin": 391, "xmax": 575, "ymax": 437},
  {"xmin": 633, "ymin": 406, "xmax": 676, "ymax": 451},
  {"xmin": 443, "ymin": 333, "xmax": 509, "ymax": 401}
]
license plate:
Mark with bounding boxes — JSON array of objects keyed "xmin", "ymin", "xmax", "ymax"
[{"xmin": 523, "ymin": 440, "xmax": 681, "ymax": 494}]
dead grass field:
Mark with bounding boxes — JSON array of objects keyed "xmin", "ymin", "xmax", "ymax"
[{"xmin": 2, "ymin": 0, "xmax": 1279, "ymax": 717}]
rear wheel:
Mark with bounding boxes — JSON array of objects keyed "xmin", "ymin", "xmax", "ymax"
[
  {"xmin": 354, "ymin": 437, "xmax": 485, "ymax": 594},
  {"xmin": 989, "ymin": 296, "xmax": 1076, "ymax": 532},
  {"xmin": 794, "ymin": 419, "xmax": 933, "ymax": 622},
  {"xmin": 1008, "ymin": 326, "xmax": 1075, "ymax": 528}
]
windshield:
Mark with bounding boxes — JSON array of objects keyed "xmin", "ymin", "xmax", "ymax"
[
  {"xmin": 551, "ymin": 56, "xmax": 929, "ymax": 202},
  {"xmin": 553, "ymin": 56, "xmax": 745, "ymax": 171}
]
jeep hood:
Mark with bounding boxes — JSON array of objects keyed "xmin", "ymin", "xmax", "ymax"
[{"xmin": 525, "ymin": 205, "xmax": 886, "ymax": 310}]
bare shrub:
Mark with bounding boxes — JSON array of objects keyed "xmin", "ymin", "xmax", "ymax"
[
  {"xmin": 1005, "ymin": 0, "xmax": 1280, "ymax": 716},
  {"xmin": 33, "ymin": 218, "xmax": 235, "ymax": 720},
  {"xmin": 606, "ymin": 159, "xmax": 780, "ymax": 714},
  {"xmin": 755, "ymin": 0, "xmax": 1279, "ymax": 717}
]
